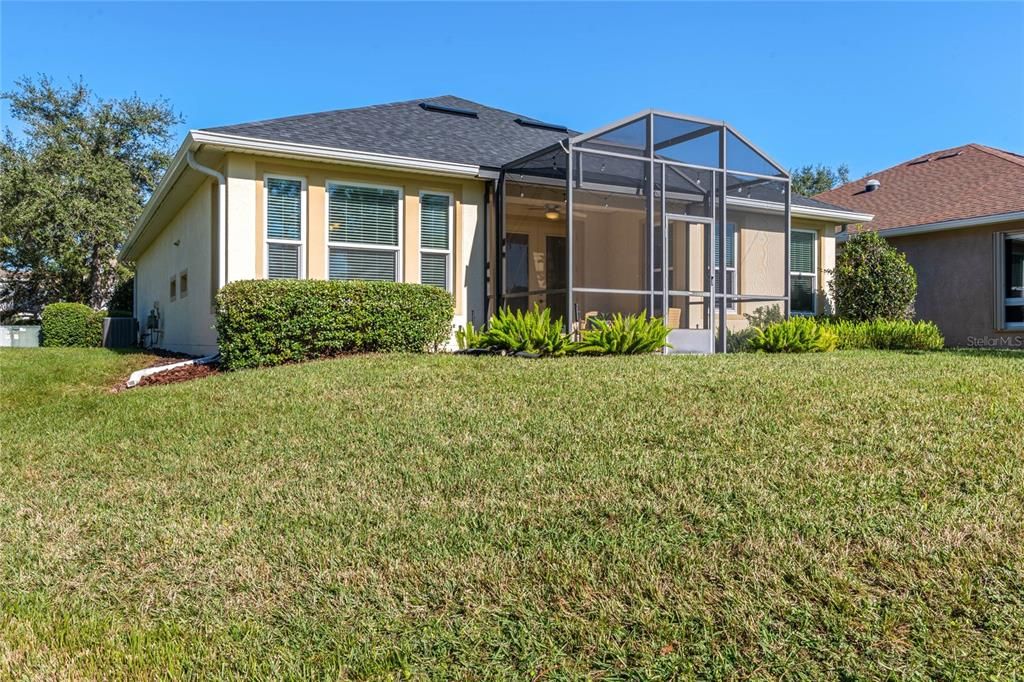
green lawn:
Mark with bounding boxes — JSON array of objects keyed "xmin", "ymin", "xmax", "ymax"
[{"xmin": 1, "ymin": 349, "xmax": 1023, "ymax": 679}]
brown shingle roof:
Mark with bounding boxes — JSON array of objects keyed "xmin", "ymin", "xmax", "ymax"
[{"xmin": 814, "ymin": 143, "xmax": 1024, "ymax": 232}]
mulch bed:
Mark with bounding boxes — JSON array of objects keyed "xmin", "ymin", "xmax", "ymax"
[
  {"xmin": 111, "ymin": 352, "xmax": 222, "ymax": 392},
  {"xmin": 136, "ymin": 361, "xmax": 220, "ymax": 387}
]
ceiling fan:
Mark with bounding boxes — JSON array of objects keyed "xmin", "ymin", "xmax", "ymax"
[{"xmin": 524, "ymin": 203, "xmax": 585, "ymax": 220}]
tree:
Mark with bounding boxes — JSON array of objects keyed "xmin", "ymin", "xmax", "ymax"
[
  {"xmin": 829, "ymin": 232, "xmax": 917, "ymax": 321},
  {"xmin": 789, "ymin": 163, "xmax": 850, "ymax": 197},
  {"xmin": 0, "ymin": 76, "xmax": 180, "ymax": 312}
]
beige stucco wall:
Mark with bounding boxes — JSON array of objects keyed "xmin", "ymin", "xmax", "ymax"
[
  {"xmin": 729, "ymin": 211, "xmax": 836, "ymax": 330},
  {"xmin": 134, "ymin": 180, "xmax": 219, "ymax": 355},
  {"xmin": 885, "ymin": 220, "xmax": 1024, "ymax": 346},
  {"xmin": 236, "ymin": 153, "xmax": 487, "ymax": 329}
]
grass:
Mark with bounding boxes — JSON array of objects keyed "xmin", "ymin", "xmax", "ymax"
[{"xmin": 1, "ymin": 348, "xmax": 1023, "ymax": 679}]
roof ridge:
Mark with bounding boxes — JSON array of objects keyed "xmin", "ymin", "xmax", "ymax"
[
  {"xmin": 968, "ymin": 142, "xmax": 1024, "ymax": 169},
  {"xmin": 201, "ymin": 94, "xmax": 459, "ymax": 132}
]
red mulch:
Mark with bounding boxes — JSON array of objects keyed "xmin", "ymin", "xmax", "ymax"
[
  {"xmin": 136, "ymin": 361, "xmax": 220, "ymax": 387},
  {"xmin": 111, "ymin": 353, "xmax": 222, "ymax": 392}
]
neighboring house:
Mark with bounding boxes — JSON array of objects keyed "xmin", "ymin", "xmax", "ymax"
[
  {"xmin": 120, "ymin": 96, "xmax": 869, "ymax": 355},
  {"xmin": 816, "ymin": 143, "xmax": 1024, "ymax": 347}
]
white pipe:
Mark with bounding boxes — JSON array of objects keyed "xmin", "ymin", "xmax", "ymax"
[
  {"xmin": 126, "ymin": 354, "xmax": 219, "ymax": 389},
  {"xmin": 186, "ymin": 151, "xmax": 227, "ymax": 290}
]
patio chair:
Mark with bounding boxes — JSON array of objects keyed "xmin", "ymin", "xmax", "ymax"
[{"xmin": 667, "ymin": 307, "xmax": 682, "ymax": 329}]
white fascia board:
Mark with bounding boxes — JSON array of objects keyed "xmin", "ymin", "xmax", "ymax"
[
  {"xmin": 837, "ymin": 210, "xmax": 1024, "ymax": 241},
  {"xmin": 727, "ymin": 196, "xmax": 874, "ymax": 223},
  {"xmin": 190, "ymin": 130, "xmax": 483, "ymax": 179},
  {"xmin": 119, "ymin": 134, "xmax": 197, "ymax": 261},
  {"xmin": 119, "ymin": 130, "xmax": 490, "ymax": 262}
]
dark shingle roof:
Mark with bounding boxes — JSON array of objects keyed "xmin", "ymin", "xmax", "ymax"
[
  {"xmin": 204, "ymin": 95, "xmax": 575, "ymax": 170},
  {"xmin": 204, "ymin": 95, "xmax": 859, "ymax": 216}
]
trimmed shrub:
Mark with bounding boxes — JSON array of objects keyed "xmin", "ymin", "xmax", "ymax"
[
  {"xmin": 215, "ymin": 280, "xmax": 453, "ymax": 370},
  {"xmin": 748, "ymin": 317, "xmax": 838, "ymax": 353},
  {"xmin": 40, "ymin": 303, "xmax": 103, "ymax": 347},
  {"xmin": 573, "ymin": 312, "xmax": 670, "ymax": 355},
  {"xmin": 483, "ymin": 305, "xmax": 571, "ymax": 357},
  {"xmin": 820, "ymin": 318, "xmax": 944, "ymax": 351},
  {"xmin": 830, "ymin": 232, "xmax": 917, "ymax": 321}
]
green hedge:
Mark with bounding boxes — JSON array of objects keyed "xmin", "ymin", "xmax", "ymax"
[
  {"xmin": 215, "ymin": 280, "xmax": 454, "ymax": 370},
  {"xmin": 820, "ymin": 318, "xmax": 944, "ymax": 351},
  {"xmin": 40, "ymin": 303, "xmax": 104, "ymax": 347}
]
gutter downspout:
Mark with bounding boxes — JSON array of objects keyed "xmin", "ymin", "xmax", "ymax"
[{"xmin": 186, "ymin": 151, "xmax": 227, "ymax": 290}]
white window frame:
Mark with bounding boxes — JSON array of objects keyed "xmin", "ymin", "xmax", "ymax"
[
  {"xmin": 715, "ymin": 222, "xmax": 738, "ymax": 313},
  {"xmin": 419, "ymin": 190, "xmax": 454, "ymax": 292},
  {"xmin": 324, "ymin": 180, "xmax": 404, "ymax": 282},
  {"xmin": 790, "ymin": 228, "xmax": 818, "ymax": 316},
  {"xmin": 263, "ymin": 174, "xmax": 307, "ymax": 280},
  {"xmin": 998, "ymin": 230, "xmax": 1024, "ymax": 330}
]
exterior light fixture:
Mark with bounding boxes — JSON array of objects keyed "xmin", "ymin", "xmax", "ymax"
[{"xmin": 545, "ymin": 208, "xmax": 560, "ymax": 220}]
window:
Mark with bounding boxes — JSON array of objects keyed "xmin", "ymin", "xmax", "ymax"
[
  {"xmin": 790, "ymin": 229, "xmax": 818, "ymax": 315},
  {"xmin": 179, "ymin": 270, "xmax": 188, "ymax": 298},
  {"xmin": 1000, "ymin": 232, "xmax": 1024, "ymax": 329},
  {"xmin": 714, "ymin": 222, "xmax": 737, "ymax": 312},
  {"xmin": 326, "ymin": 182, "xmax": 402, "ymax": 281},
  {"xmin": 265, "ymin": 175, "xmax": 305, "ymax": 279},
  {"xmin": 419, "ymin": 192, "xmax": 452, "ymax": 290},
  {"xmin": 169, "ymin": 276, "xmax": 176, "ymax": 301}
]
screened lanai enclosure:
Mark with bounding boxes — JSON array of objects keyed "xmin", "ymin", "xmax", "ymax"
[{"xmin": 497, "ymin": 110, "xmax": 794, "ymax": 353}]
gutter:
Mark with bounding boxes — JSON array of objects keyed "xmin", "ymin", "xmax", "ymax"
[
  {"xmin": 121, "ymin": 131, "xmax": 495, "ymax": 262},
  {"xmin": 191, "ymin": 130, "xmax": 485, "ymax": 179},
  {"xmin": 727, "ymin": 196, "xmax": 874, "ymax": 224},
  {"xmin": 837, "ymin": 210, "xmax": 1024, "ymax": 242},
  {"xmin": 120, "ymin": 135, "xmax": 195, "ymax": 261},
  {"xmin": 185, "ymin": 151, "xmax": 227, "ymax": 290}
]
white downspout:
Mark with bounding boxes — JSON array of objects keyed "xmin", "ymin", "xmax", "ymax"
[{"xmin": 186, "ymin": 151, "xmax": 227, "ymax": 290}]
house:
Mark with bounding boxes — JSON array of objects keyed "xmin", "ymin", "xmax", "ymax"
[
  {"xmin": 816, "ymin": 144, "xmax": 1024, "ymax": 347},
  {"xmin": 119, "ymin": 96, "xmax": 870, "ymax": 355}
]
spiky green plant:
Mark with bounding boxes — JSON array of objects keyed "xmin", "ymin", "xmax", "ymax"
[
  {"xmin": 455, "ymin": 321, "xmax": 487, "ymax": 350},
  {"xmin": 572, "ymin": 312, "xmax": 671, "ymax": 355},
  {"xmin": 748, "ymin": 316, "xmax": 838, "ymax": 353},
  {"xmin": 483, "ymin": 304, "xmax": 571, "ymax": 356},
  {"xmin": 818, "ymin": 318, "xmax": 944, "ymax": 351}
]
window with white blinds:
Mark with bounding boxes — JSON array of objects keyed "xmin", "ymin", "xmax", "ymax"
[
  {"xmin": 326, "ymin": 182, "xmax": 401, "ymax": 281},
  {"xmin": 790, "ymin": 229, "xmax": 818, "ymax": 315},
  {"xmin": 420, "ymin": 192, "xmax": 451, "ymax": 290},
  {"xmin": 714, "ymin": 222, "xmax": 737, "ymax": 312},
  {"xmin": 265, "ymin": 176, "xmax": 305, "ymax": 279}
]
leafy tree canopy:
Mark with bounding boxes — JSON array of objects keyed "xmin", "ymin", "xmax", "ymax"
[
  {"xmin": 790, "ymin": 163, "xmax": 850, "ymax": 197},
  {"xmin": 0, "ymin": 76, "xmax": 180, "ymax": 312}
]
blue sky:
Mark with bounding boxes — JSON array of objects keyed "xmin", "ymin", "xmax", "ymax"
[{"xmin": 2, "ymin": 1, "xmax": 1022, "ymax": 179}]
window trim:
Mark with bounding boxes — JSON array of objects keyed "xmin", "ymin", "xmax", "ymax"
[
  {"xmin": 263, "ymin": 173, "xmax": 307, "ymax": 280},
  {"xmin": 169, "ymin": 275, "xmax": 177, "ymax": 302},
  {"xmin": 178, "ymin": 269, "xmax": 189, "ymax": 298},
  {"xmin": 324, "ymin": 179, "xmax": 404, "ymax": 282},
  {"xmin": 419, "ymin": 190, "xmax": 454, "ymax": 292},
  {"xmin": 790, "ymin": 228, "xmax": 818, "ymax": 316},
  {"xmin": 715, "ymin": 221, "xmax": 737, "ymax": 313},
  {"xmin": 997, "ymin": 230, "xmax": 1024, "ymax": 330}
]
